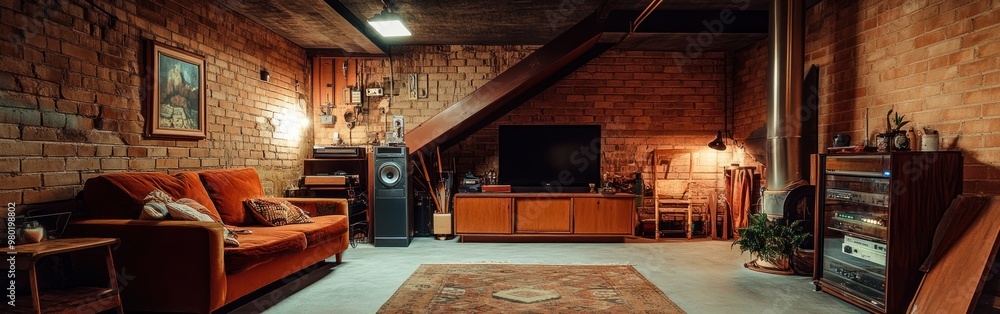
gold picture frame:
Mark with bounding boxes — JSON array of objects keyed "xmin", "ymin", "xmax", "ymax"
[{"xmin": 146, "ymin": 41, "xmax": 206, "ymax": 139}]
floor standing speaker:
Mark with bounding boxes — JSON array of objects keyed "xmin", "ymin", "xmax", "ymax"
[{"xmin": 373, "ymin": 146, "xmax": 411, "ymax": 247}]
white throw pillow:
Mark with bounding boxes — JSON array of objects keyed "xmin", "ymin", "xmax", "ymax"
[{"xmin": 141, "ymin": 190, "xmax": 240, "ymax": 247}]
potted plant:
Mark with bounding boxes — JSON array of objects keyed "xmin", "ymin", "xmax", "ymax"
[
  {"xmin": 732, "ymin": 213, "xmax": 810, "ymax": 274},
  {"xmin": 877, "ymin": 110, "xmax": 911, "ymax": 151}
]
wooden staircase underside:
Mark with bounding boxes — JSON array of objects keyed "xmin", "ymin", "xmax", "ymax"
[
  {"xmin": 405, "ymin": 14, "xmax": 604, "ymax": 155},
  {"xmin": 404, "ymin": 8, "xmax": 768, "ymax": 155}
]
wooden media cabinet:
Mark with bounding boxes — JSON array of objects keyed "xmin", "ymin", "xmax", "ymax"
[{"xmin": 453, "ymin": 193, "xmax": 636, "ymax": 242}]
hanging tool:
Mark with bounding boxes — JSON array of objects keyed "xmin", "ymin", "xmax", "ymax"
[
  {"xmin": 320, "ymin": 60, "xmax": 337, "ymax": 126},
  {"xmin": 342, "ymin": 60, "xmax": 351, "ymax": 107}
]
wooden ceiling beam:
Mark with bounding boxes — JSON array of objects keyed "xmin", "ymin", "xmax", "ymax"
[
  {"xmin": 322, "ymin": 0, "xmax": 389, "ymax": 54},
  {"xmin": 306, "ymin": 48, "xmax": 386, "ymax": 58}
]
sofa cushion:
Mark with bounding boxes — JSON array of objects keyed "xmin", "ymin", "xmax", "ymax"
[
  {"xmin": 199, "ymin": 168, "xmax": 266, "ymax": 226},
  {"xmin": 140, "ymin": 190, "xmax": 240, "ymax": 247},
  {"xmin": 83, "ymin": 171, "xmax": 221, "ymax": 221},
  {"xmin": 268, "ymin": 215, "xmax": 349, "ymax": 246},
  {"xmin": 223, "ymin": 229, "xmax": 306, "ymax": 273},
  {"xmin": 244, "ymin": 198, "xmax": 314, "ymax": 226}
]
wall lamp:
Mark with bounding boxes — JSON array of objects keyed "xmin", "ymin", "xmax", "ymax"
[{"xmin": 709, "ymin": 130, "xmax": 728, "ymax": 151}]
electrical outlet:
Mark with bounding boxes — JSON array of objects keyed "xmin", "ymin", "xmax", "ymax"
[{"xmin": 320, "ymin": 115, "xmax": 335, "ymax": 125}]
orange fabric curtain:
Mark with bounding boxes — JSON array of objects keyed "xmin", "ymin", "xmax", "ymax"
[{"xmin": 728, "ymin": 168, "xmax": 754, "ymax": 233}]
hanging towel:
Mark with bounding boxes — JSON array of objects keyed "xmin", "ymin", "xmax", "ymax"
[{"xmin": 730, "ymin": 168, "xmax": 755, "ymax": 234}]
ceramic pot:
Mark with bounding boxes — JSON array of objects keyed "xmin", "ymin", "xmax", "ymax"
[
  {"xmin": 892, "ymin": 131, "xmax": 910, "ymax": 151},
  {"xmin": 876, "ymin": 134, "xmax": 891, "ymax": 152},
  {"xmin": 921, "ymin": 133, "xmax": 939, "ymax": 151}
]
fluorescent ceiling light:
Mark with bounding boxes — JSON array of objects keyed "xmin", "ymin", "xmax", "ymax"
[{"xmin": 368, "ymin": 10, "xmax": 411, "ymax": 37}]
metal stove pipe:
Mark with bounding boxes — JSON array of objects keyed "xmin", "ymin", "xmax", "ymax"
[{"xmin": 765, "ymin": 0, "xmax": 804, "ymax": 191}]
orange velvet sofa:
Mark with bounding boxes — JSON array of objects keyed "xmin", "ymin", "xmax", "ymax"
[{"xmin": 66, "ymin": 168, "xmax": 349, "ymax": 313}]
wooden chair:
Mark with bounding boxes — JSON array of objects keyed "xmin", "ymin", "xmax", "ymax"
[{"xmin": 655, "ymin": 180, "xmax": 692, "ymax": 239}]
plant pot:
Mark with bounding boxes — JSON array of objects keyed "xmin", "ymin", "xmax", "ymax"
[
  {"xmin": 755, "ymin": 256, "xmax": 790, "ymax": 270},
  {"xmin": 433, "ymin": 213, "xmax": 453, "ymax": 239},
  {"xmin": 892, "ymin": 131, "xmax": 910, "ymax": 151},
  {"xmin": 745, "ymin": 257, "xmax": 794, "ymax": 275},
  {"xmin": 793, "ymin": 249, "xmax": 815, "ymax": 276},
  {"xmin": 875, "ymin": 133, "xmax": 892, "ymax": 152}
]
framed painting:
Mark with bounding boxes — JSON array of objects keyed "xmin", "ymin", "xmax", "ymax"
[{"xmin": 146, "ymin": 41, "xmax": 206, "ymax": 139}]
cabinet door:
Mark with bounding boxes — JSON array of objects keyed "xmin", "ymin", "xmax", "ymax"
[
  {"xmin": 454, "ymin": 198, "xmax": 513, "ymax": 234},
  {"xmin": 574, "ymin": 198, "xmax": 634, "ymax": 234},
  {"xmin": 515, "ymin": 198, "xmax": 572, "ymax": 233}
]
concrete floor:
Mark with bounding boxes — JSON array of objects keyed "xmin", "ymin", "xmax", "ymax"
[{"xmin": 245, "ymin": 237, "xmax": 861, "ymax": 313}]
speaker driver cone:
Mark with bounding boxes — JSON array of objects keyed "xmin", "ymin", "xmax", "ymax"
[{"xmin": 378, "ymin": 162, "xmax": 402, "ymax": 187}]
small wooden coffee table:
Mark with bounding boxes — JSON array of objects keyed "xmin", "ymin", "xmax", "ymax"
[{"xmin": 1, "ymin": 238, "xmax": 122, "ymax": 314}]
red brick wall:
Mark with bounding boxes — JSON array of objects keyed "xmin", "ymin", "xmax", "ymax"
[
  {"xmin": 0, "ymin": 0, "xmax": 312, "ymax": 206},
  {"xmin": 806, "ymin": 0, "xmax": 1000, "ymax": 194},
  {"xmin": 444, "ymin": 50, "xmax": 738, "ymax": 196},
  {"xmin": 731, "ymin": 39, "xmax": 768, "ymax": 168},
  {"xmin": 733, "ymin": 40, "xmax": 768, "ymax": 141}
]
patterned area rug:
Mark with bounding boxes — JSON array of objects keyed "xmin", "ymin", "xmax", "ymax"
[{"xmin": 377, "ymin": 264, "xmax": 685, "ymax": 313}]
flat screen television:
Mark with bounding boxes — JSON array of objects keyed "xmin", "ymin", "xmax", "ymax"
[{"xmin": 498, "ymin": 125, "xmax": 601, "ymax": 193}]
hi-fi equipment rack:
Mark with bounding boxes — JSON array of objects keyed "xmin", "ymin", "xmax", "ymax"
[{"xmin": 814, "ymin": 152, "xmax": 962, "ymax": 313}]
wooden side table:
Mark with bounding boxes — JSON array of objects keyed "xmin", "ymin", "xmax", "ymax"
[{"xmin": 1, "ymin": 238, "xmax": 122, "ymax": 314}]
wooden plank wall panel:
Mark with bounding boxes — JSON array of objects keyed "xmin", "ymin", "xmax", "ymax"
[{"xmin": 908, "ymin": 195, "xmax": 1000, "ymax": 314}]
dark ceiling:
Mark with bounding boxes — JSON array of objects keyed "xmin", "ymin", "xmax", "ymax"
[
  {"xmin": 337, "ymin": 0, "xmax": 606, "ymax": 46},
  {"xmin": 223, "ymin": 0, "xmax": 772, "ymax": 54},
  {"xmin": 219, "ymin": 0, "xmax": 382, "ymax": 54},
  {"xmin": 614, "ymin": 0, "xmax": 769, "ymax": 10}
]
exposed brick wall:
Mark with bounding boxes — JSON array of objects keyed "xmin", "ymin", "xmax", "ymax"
[
  {"xmin": 731, "ymin": 39, "xmax": 768, "ymax": 169},
  {"xmin": 806, "ymin": 0, "xmax": 1000, "ymax": 194},
  {"xmin": 0, "ymin": 0, "xmax": 312, "ymax": 207},
  {"xmin": 444, "ymin": 50, "xmax": 738, "ymax": 197},
  {"xmin": 732, "ymin": 40, "xmax": 768, "ymax": 141},
  {"xmin": 312, "ymin": 45, "xmax": 536, "ymax": 146}
]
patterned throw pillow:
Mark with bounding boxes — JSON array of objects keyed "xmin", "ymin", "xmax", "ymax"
[
  {"xmin": 244, "ymin": 198, "xmax": 314, "ymax": 227},
  {"xmin": 140, "ymin": 190, "xmax": 240, "ymax": 247}
]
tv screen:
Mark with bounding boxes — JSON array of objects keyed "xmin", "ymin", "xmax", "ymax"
[{"xmin": 498, "ymin": 125, "xmax": 601, "ymax": 193}]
